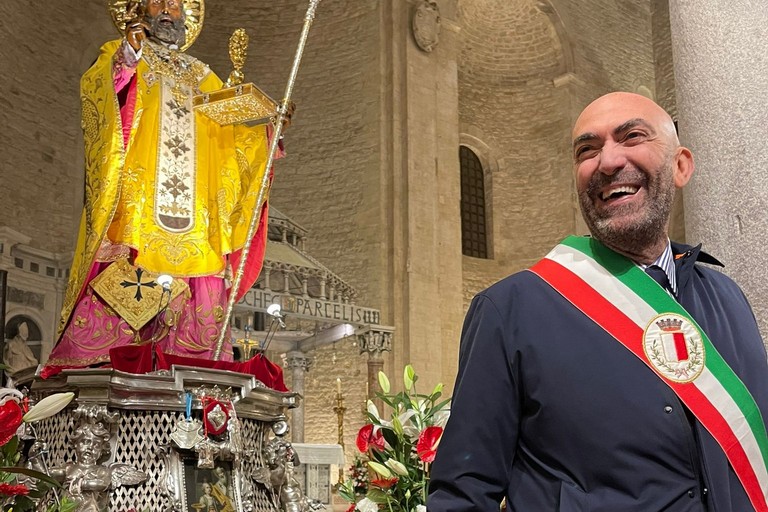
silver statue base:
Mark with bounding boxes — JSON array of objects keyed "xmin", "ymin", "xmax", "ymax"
[{"xmin": 31, "ymin": 365, "xmax": 301, "ymax": 511}]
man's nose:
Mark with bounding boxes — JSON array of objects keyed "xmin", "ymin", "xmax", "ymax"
[{"xmin": 596, "ymin": 141, "xmax": 627, "ymax": 175}]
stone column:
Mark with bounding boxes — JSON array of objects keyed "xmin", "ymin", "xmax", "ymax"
[
  {"xmin": 283, "ymin": 351, "xmax": 312, "ymax": 443},
  {"xmin": 358, "ymin": 327, "xmax": 394, "ymax": 412},
  {"xmin": 383, "ymin": 0, "xmax": 464, "ymax": 392},
  {"xmin": 669, "ymin": 1, "xmax": 768, "ymax": 339}
]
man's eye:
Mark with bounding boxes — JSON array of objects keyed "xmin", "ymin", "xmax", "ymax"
[
  {"xmin": 575, "ymin": 146, "xmax": 593, "ymax": 158},
  {"xmin": 625, "ymin": 131, "xmax": 644, "ymax": 140}
]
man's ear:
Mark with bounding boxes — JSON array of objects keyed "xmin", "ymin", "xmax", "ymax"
[{"xmin": 673, "ymin": 146, "xmax": 694, "ymax": 188}]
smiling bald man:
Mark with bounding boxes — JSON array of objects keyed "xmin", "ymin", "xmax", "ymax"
[{"xmin": 428, "ymin": 92, "xmax": 768, "ymax": 512}]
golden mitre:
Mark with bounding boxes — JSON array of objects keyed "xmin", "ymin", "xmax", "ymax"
[{"xmin": 107, "ymin": 0, "xmax": 205, "ymax": 52}]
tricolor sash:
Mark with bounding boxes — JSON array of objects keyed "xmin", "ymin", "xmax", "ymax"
[{"xmin": 530, "ymin": 236, "xmax": 768, "ymax": 511}]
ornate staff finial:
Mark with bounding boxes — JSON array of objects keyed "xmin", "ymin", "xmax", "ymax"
[{"xmin": 226, "ymin": 28, "xmax": 249, "ymax": 88}]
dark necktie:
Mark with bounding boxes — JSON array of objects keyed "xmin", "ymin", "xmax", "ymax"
[{"xmin": 645, "ymin": 265, "xmax": 672, "ymax": 293}]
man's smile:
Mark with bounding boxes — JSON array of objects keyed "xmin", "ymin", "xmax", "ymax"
[{"xmin": 598, "ymin": 184, "xmax": 642, "ymax": 207}]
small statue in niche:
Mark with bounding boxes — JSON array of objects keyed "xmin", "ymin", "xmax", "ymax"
[
  {"xmin": 49, "ymin": 421, "xmax": 146, "ymax": 512},
  {"xmin": 3, "ymin": 321, "xmax": 38, "ymax": 377}
]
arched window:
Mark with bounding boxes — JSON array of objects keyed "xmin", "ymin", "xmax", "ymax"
[{"xmin": 459, "ymin": 146, "xmax": 488, "ymax": 258}]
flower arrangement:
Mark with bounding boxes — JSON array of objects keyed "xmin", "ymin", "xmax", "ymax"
[
  {"xmin": 347, "ymin": 455, "xmax": 370, "ymax": 498},
  {"xmin": 0, "ymin": 387, "xmax": 76, "ymax": 512},
  {"xmin": 337, "ymin": 365, "xmax": 450, "ymax": 512}
]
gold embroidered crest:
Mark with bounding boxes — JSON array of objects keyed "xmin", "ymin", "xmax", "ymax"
[{"xmin": 91, "ymin": 259, "xmax": 188, "ymax": 330}]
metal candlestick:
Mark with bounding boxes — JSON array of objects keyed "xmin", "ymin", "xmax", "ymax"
[{"xmin": 333, "ymin": 391, "xmax": 346, "ymax": 484}]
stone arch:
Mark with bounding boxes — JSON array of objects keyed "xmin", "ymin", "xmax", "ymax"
[
  {"xmin": 458, "ymin": 0, "xmax": 575, "ymax": 294},
  {"xmin": 534, "ymin": 0, "xmax": 575, "ymax": 77}
]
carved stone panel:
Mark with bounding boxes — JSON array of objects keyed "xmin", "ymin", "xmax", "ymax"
[{"xmin": 412, "ymin": 0, "xmax": 441, "ymax": 53}]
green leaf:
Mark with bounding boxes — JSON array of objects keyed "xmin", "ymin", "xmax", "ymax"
[
  {"xmin": 12, "ymin": 495, "xmax": 36, "ymax": 510},
  {"xmin": 432, "ymin": 397, "xmax": 452, "ymax": 412},
  {"xmin": 366, "ymin": 487, "xmax": 389, "ymax": 504},
  {"xmin": 2, "ymin": 436, "xmax": 19, "ymax": 458},
  {"xmin": 335, "ymin": 480, "xmax": 356, "ymax": 502},
  {"xmin": 378, "ymin": 371, "xmax": 391, "ymax": 394},
  {"xmin": 57, "ymin": 497, "xmax": 78, "ymax": 512},
  {"xmin": 0, "ymin": 466, "xmax": 62, "ymax": 488},
  {"xmin": 380, "ymin": 427, "xmax": 399, "ymax": 449}
]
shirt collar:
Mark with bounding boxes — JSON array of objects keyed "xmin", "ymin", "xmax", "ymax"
[{"xmin": 639, "ymin": 240, "xmax": 677, "ymax": 295}]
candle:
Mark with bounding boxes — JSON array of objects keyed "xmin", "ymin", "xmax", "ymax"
[{"xmin": 336, "ymin": 377, "xmax": 342, "ymax": 395}]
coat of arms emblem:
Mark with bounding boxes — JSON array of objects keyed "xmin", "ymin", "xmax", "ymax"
[
  {"xmin": 412, "ymin": 0, "xmax": 441, "ymax": 53},
  {"xmin": 643, "ymin": 313, "xmax": 705, "ymax": 383}
]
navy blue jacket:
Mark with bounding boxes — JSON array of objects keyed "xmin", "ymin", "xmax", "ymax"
[{"xmin": 428, "ymin": 242, "xmax": 768, "ymax": 511}]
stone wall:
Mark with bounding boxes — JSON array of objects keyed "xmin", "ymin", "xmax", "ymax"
[
  {"xmin": 0, "ymin": 0, "xmax": 115, "ymax": 252},
  {"xmin": 0, "ymin": 0, "xmax": 684, "ymax": 457},
  {"xmin": 458, "ymin": 0, "xmax": 673, "ymax": 310}
]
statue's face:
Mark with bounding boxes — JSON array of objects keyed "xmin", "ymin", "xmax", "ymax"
[
  {"xmin": 144, "ymin": 0, "xmax": 186, "ymax": 47},
  {"xmin": 77, "ymin": 431, "xmax": 104, "ymax": 464},
  {"xmin": 146, "ymin": 0, "xmax": 182, "ymax": 19}
]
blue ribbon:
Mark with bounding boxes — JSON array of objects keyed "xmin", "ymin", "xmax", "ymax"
[{"xmin": 185, "ymin": 392, "xmax": 192, "ymax": 421}]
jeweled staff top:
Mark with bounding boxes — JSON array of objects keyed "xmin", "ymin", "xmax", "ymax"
[{"xmin": 213, "ymin": 0, "xmax": 323, "ymax": 360}]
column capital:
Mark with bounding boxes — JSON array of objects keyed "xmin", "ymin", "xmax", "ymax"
[
  {"xmin": 282, "ymin": 351, "xmax": 313, "ymax": 372},
  {"xmin": 358, "ymin": 326, "xmax": 394, "ymax": 356}
]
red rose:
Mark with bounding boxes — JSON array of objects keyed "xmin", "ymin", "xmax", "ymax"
[
  {"xmin": 0, "ymin": 482, "xmax": 29, "ymax": 496},
  {"xmin": 346, "ymin": 505, "xmax": 356, "ymax": 512},
  {"xmin": 355, "ymin": 424, "xmax": 385, "ymax": 453},
  {"xmin": 416, "ymin": 425, "xmax": 444, "ymax": 463},
  {"xmin": 0, "ymin": 400, "xmax": 23, "ymax": 446}
]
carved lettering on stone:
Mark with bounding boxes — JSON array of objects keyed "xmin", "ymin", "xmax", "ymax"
[{"xmin": 412, "ymin": 0, "xmax": 441, "ymax": 53}]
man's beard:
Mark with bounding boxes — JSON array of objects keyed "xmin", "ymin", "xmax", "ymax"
[
  {"xmin": 578, "ymin": 157, "xmax": 676, "ymax": 255},
  {"xmin": 146, "ymin": 14, "xmax": 187, "ymax": 48}
]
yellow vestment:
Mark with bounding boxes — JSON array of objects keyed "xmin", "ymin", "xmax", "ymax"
[{"xmin": 57, "ymin": 39, "xmax": 271, "ymax": 339}]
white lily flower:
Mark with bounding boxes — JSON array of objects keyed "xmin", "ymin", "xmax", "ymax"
[
  {"xmin": 23, "ymin": 392, "xmax": 75, "ymax": 423},
  {"xmin": 366, "ymin": 400, "xmax": 380, "ymax": 421},
  {"xmin": 432, "ymin": 409, "xmax": 451, "ymax": 428},
  {"xmin": 356, "ymin": 497, "xmax": 379, "ymax": 512},
  {"xmin": 416, "ymin": 506, "xmax": 427, "ymax": 512}
]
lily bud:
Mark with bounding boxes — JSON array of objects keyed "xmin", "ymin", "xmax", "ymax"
[
  {"xmin": 368, "ymin": 460, "xmax": 393, "ymax": 479},
  {"xmin": 23, "ymin": 392, "xmax": 75, "ymax": 423},
  {"xmin": 385, "ymin": 458, "xmax": 409, "ymax": 476},
  {"xmin": 403, "ymin": 364, "xmax": 415, "ymax": 391},
  {"xmin": 378, "ymin": 371, "xmax": 391, "ymax": 394}
]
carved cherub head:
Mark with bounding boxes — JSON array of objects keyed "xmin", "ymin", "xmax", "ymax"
[{"xmin": 73, "ymin": 423, "xmax": 111, "ymax": 465}]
